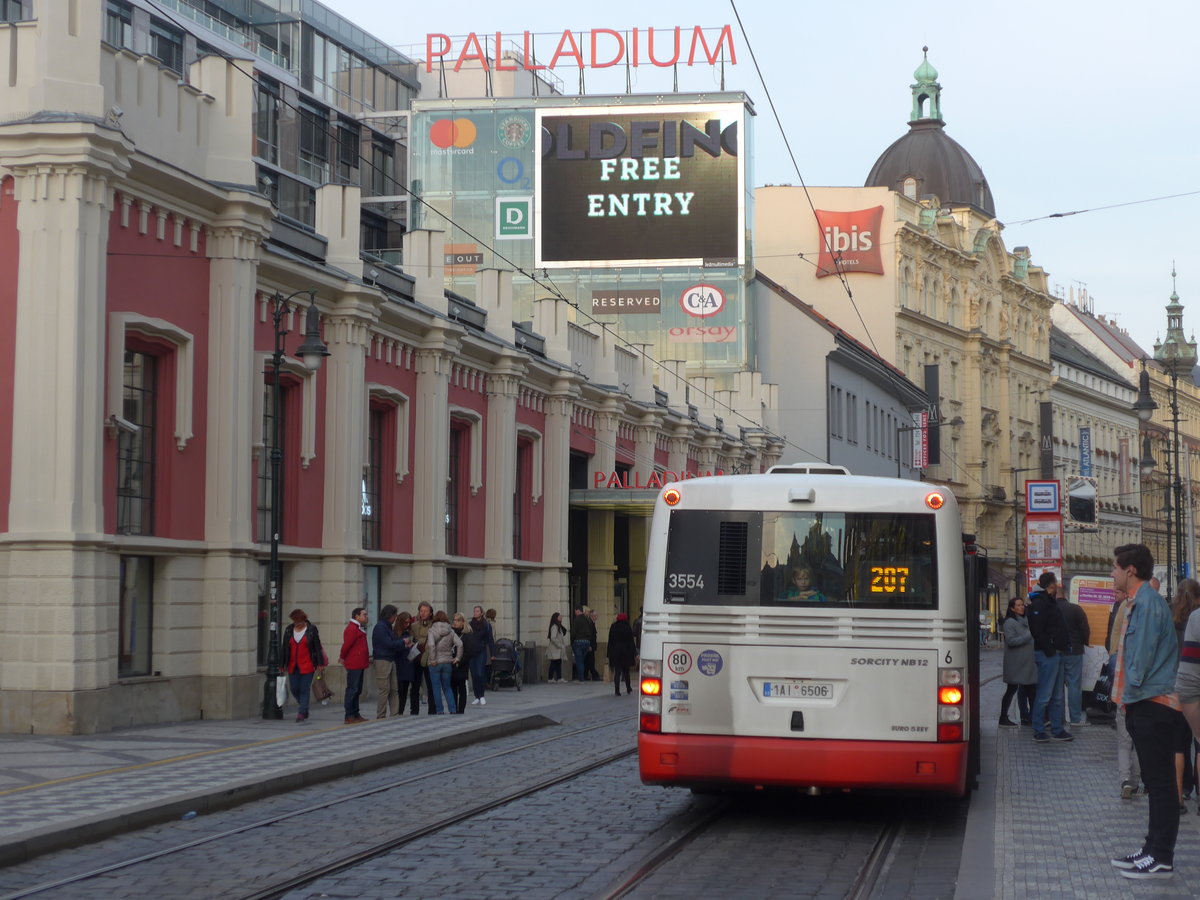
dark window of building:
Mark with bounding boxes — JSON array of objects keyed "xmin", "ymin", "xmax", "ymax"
[
  {"xmin": 150, "ymin": 18, "xmax": 184, "ymax": 73},
  {"xmin": 362, "ymin": 407, "xmax": 383, "ymax": 550},
  {"xmin": 514, "ymin": 438, "xmax": 532, "ymax": 559},
  {"xmin": 119, "ymin": 556, "xmax": 153, "ymax": 677},
  {"xmin": 370, "ymin": 138, "xmax": 395, "ymax": 196},
  {"xmin": 298, "ymin": 102, "xmax": 330, "ymax": 184},
  {"xmin": 256, "ymin": 381, "xmax": 284, "ymax": 544},
  {"xmin": 117, "ymin": 351, "xmax": 157, "ymax": 536},
  {"xmin": 446, "ymin": 422, "xmax": 467, "ymax": 555},
  {"xmin": 1, "ymin": 0, "xmax": 29, "ymax": 22},
  {"xmin": 255, "ymin": 79, "xmax": 280, "ymax": 165},
  {"xmin": 105, "ymin": 0, "xmax": 133, "ymax": 48},
  {"xmin": 337, "ymin": 119, "xmax": 360, "ymax": 185}
]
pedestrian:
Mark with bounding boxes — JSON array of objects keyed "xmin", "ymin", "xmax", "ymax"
[
  {"xmin": 411, "ymin": 601, "xmax": 436, "ymax": 714},
  {"xmin": 999, "ymin": 597, "xmax": 1037, "ymax": 727},
  {"xmin": 1178, "ymin": 583, "xmax": 1200, "ymax": 815},
  {"xmin": 371, "ymin": 605, "xmax": 406, "ymax": 718},
  {"xmin": 282, "ymin": 609, "xmax": 325, "ymax": 724},
  {"xmin": 570, "ymin": 607, "xmax": 591, "ymax": 683},
  {"xmin": 1109, "ymin": 544, "xmax": 1186, "ymax": 880},
  {"xmin": 546, "ymin": 612, "xmax": 569, "ymax": 683},
  {"xmin": 393, "ymin": 611, "xmax": 420, "ymax": 715},
  {"xmin": 1027, "ymin": 571, "xmax": 1072, "ymax": 742},
  {"xmin": 338, "ymin": 607, "xmax": 370, "ymax": 724},
  {"xmin": 484, "ymin": 607, "xmax": 500, "ymax": 684},
  {"xmin": 467, "ymin": 606, "xmax": 495, "ymax": 705},
  {"xmin": 632, "ymin": 609, "xmax": 643, "ymax": 656},
  {"xmin": 425, "ymin": 610, "xmax": 463, "ymax": 714},
  {"xmin": 1057, "ymin": 588, "xmax": 1091, "ymax": 727},
  {"xmin": 450, "ymin": 612, "xmax": 471, "ymax": 714},
  {"xmin": 1107, "ymin": 588, "xmax": 1142, "ymax": 798},
  {"xmin": 1171, "ymin": 579, "xmax": 1200, "ymax": 810},
  {"xmin": 607, "ymin": 613, "xmax": 638, "ymax": 696},
  {"xmin": 585, "ymin": 608, "xmax": 602, "ymax": 681}
]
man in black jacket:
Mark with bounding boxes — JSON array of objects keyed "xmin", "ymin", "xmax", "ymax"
[{"xmin": 1027, "ymin": 571, "xmax": 1073, "ymax": 742}]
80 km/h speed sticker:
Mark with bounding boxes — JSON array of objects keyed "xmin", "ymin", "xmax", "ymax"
[{"xmin": 667, "ymin": 649, "xmax": 693, "ymax": 675}]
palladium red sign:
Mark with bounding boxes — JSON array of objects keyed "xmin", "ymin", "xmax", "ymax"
[{"xmin": 814, "ymin": 207, "xmax": 884, "ymax": 278}]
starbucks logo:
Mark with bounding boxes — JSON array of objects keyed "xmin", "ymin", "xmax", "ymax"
[{"xmin": 498, "ymin": 115, "xmax": 532, "ymax": 149}]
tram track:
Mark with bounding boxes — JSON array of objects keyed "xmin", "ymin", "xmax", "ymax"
[
  {"xmin": 596, "ymin": 794, "xmax": 906, "ymax": 900},
  {"xmin": 0, "ymin": 715, "xmax": 636, "ymax": 900}
]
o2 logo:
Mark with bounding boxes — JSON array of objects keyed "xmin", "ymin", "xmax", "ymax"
[{"xmin": 680, "ymin": 284, "xmax": 726, "ymax": 318}]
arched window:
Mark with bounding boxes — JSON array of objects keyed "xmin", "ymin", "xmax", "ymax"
[{"xmin": 903, "ymin": 177, "xmax": 917, "ymax": 199}]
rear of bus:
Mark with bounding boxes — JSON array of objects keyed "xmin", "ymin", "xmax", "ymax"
[{"xmin": 637, "ymin": 471, "xmax": 972, "ymax": 796}]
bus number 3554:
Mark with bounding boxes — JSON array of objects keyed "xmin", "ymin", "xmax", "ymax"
[{"xmin": 667, "ymin": 573, "xmax": 705, "ymax": 589}]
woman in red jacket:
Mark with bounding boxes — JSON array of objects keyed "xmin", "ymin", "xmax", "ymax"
[{"xmin": 283, "ymin": 609, "xmax": 326, "ymax": 723}]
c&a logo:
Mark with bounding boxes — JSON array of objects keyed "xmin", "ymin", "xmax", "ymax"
[
  {"xmin": 814, "ymin": 207, "xmax": 885, "ymax": 278},
  {"xmin": 680, "ymin": 283, "xmax": 726, "ymax": 317},
  {"xmin": 429, "ymin": 118, "xmax": 477, "ymax": 154}
]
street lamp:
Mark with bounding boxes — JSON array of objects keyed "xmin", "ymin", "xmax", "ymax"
[
  {"xmin": 895, "ymin": 415, "xmax": 964, "ymax": 478},
  {"xmin": 1152, "ymin": 269, "xmax": 1197, "ymax": 600},
  {"xmin": 262, "ymin": 289, "xmax": 330, "ymax": 720}
]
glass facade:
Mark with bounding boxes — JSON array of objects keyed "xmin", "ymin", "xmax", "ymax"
[{"xmin": 409, "ymin": 94, "xmax": 756, "ymax": 374}]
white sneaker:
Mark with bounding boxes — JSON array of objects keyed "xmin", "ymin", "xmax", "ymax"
[
  {"xmin": 470, "ymin": 698, "xmax": 481, "ymax": 705},
  {"xmin": 479, "ymin": 697, "xmax": 487, "ymax": 705}
]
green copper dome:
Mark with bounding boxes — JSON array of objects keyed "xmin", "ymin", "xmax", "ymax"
[{"xmin": 914, "ymin": 47, "xmax": 938, "ymax": 83}]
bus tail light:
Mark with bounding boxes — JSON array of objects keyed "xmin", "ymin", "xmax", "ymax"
[
  {"xmin": 937, "ymin": 666, "xmax": 965, "ymax": 741},
  {"xmin": 640, "ymin": 659, "xmax": 662, "ymax": 731},
  {"xmin": 640, "ymin": 712, "xmax": 662, "ymax": 733}
]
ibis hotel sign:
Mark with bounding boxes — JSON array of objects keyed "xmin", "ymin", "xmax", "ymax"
[
  {"xmin": 425, "ymin": 27, "xmax": 737, "ymax": 72},
  {"xmin": 536, "ymin": 102, "xmax": 745, "ymax": 268}
]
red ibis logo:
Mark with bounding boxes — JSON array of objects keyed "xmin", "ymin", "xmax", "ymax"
[{"xmin": 814, "ymin": 207, "xmax": 885, "ymax": 278}]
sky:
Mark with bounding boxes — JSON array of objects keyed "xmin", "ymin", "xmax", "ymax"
[{"xmin": 326, "ymin": 0, "xmax": 1200, "ymax": 355}]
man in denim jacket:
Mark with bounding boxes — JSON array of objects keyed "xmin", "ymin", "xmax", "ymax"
[{"xmin": 1109, "ymin": 544, "xmax": 1186, "ymax": 880}]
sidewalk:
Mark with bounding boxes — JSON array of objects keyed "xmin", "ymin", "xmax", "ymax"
[
  {"xmin": 0, "ymin": 679, "xmax": 615, "ymax": 867},
  {"xmin": 957, "ymin": 645, "xmax": 1200, "ymax": 897}
]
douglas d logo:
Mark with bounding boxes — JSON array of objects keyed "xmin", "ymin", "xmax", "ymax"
[{"xmin": 814, "ymin": 207, "xmax": 885, "ymax": 278}]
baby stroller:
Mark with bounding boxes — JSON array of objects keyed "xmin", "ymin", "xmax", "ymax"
[{"xmin": 490, "ymin": 638, "xmax": 523, "ymax": 691}]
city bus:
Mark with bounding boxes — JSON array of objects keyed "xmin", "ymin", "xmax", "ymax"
[{"xmin": 637, "ymin": 465, "xmax": 982, "ymax": 796}]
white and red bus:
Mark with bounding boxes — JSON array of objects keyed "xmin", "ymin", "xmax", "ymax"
[{"xmin": 637, "ymin": 465, "xmax": 982, "ymax": 796}]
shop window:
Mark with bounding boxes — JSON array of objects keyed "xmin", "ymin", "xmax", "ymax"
[{"xmin": 118, "ymin": 556, "xmax": 153, "ymax": 678}]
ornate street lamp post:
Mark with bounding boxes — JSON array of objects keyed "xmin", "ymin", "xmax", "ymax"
[
  {"xmin": 262, "ymin": 290, "xmax": 329, "ymax": 720},
  {"xmin": 1152, "ymin": 268, "xmax": 1196, "ymax": 600}
]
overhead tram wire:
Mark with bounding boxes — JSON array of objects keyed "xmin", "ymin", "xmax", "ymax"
[
  {"xmin": 728, "ymin": 0, "xmax": 880, "ymax": 360},
  {"xmin": 1008, "ymin": 189, "xmax": 1200, "ymax": 226},
  {"xmin": 140, "ymin": 0, "xmax": 826, "ymax": 465}
]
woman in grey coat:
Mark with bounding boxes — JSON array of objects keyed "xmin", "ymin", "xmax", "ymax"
[{"xmin": 1000, "ymin": 596, "xmax": 1038, "ymax": 727}]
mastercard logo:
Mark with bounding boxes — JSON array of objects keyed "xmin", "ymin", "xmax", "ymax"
[{"xmin": 429, "ymin": 118, "xmax": 477, "ymax": 149}]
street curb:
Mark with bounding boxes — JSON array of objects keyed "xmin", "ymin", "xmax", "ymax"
[{"xmin": 0, "ymin": 712, "xmax": 554, "ymax": 868}]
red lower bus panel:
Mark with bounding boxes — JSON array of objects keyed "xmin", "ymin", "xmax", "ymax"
[{"xmin": 639, "ymin": 733, "xmax": 968, "ymax": 795}]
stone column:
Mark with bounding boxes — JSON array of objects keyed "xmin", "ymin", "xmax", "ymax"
[
  {"xmin": 317, "ymin": 296, "xmax": 378, "ymax": 632},
  {"xmin": 538, "ymin": 379, "xmax": 578, "ymax": 623},
  {"xmin": 587, "ymin": 404, "xmax": 620, "ymax": 619},
  {"xmin": 0, "ymin": 125, "xmax": 131, "ymax": 734},
  {"xmin": 482, "ymin": 363, "xmax": 524, "ymax": 618},
  {"xmin": 200, "ymin": 196, "xmax": 271, "ymax": 719},
  {"xmin": 409, "ymin": 337, "xmax": 457, "ymax": 609}
]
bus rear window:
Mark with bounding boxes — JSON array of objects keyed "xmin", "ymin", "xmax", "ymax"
[{"xmin": 663, "ymin": 509, "xmax": 938, "ymax": 609}]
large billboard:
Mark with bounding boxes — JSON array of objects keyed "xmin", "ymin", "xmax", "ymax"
[{"xmin": 535, "ymin": 103, "xmax": 744, "ymax": 268}]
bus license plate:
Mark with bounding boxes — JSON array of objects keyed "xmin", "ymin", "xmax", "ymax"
[{"xmin": 764, "ymin": 681, "xmax": 832, "ymax": 699}]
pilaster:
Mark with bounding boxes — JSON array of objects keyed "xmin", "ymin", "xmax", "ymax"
[{"xmin": 409, "ymin": 338, "xmax": 457, "ymax": 608}]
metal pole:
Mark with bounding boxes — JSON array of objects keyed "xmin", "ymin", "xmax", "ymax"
[{"xmin": 262, "ymin": 295, "xmax": 287, "ymax": 719}]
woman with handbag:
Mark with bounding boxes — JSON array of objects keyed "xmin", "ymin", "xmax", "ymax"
[
  {"xmin": 393, "ymin": 611, "xmax": 420, "ymax": 715},
  {"xmin": 546, "ymin": 612, "xmax": 569, "ymax": 683},
  {"xmin": 450, "ymin": 613, "xmax": 473, "ymax": 715},
  {"xmin": 999, "ymin": 597, "xmax": 1037, "ymax": 727},
  {"xmin": 282, "ymin": 609, "xmax": 326, "ymax": 724},
  {"xmin": 425, "ymin": 611, "xmax": 463, "ymax": 714}
]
